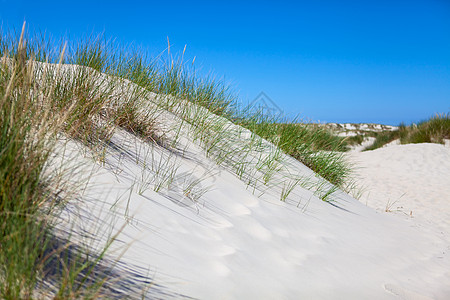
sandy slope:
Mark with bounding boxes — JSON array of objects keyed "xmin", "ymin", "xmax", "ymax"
[
  {"xmin": 51, "ymin": 129, "xmax": 450, "ymax": 299},
  {"xmin": 37, "ymin": 63, "xmax": 450, "ymax": 299}
]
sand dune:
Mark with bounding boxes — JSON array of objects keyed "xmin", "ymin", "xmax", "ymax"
[
  {"xmin": 51, "ymin": 113, "xmax": 450, "ymax": 299},
  {"xmin": 18, "ymin": 60, "xmax": 446, "ymax": 299}
]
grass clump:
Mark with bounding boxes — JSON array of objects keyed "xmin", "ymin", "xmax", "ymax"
[
  {"xmin": 0, "ymin": 28, "xmax": 59, "ymax": 298},
  {"xmin": 401, "ymin": 113, "xmax": 450, "ymax": 144},
  {"xmin": 0, "ymin": 24, "xmax": 144, "ymax": 298},
  {"xmin": 0, "ymin": 30, "xmax": 67, "ymax": 298},
  {"xmin": 240, "ymin": 116, "xmax": 351, "ymax": 188},
  {"xmin": 363, "ymin": 113, "xmax": 450, "ymax": 151}
]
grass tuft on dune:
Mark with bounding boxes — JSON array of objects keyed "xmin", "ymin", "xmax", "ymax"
[{"xmin": 363, "ymin": 113, "xmax": 450, "ymax": 151}]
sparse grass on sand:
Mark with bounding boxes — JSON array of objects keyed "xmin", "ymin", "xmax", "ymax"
[{"xmin": 1, "ymin": 23, "xmax": 354, "ymax": 298}]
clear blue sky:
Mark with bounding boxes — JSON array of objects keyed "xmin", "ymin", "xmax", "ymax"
[{"xmin": 1, "ymin": 0, "xmax": 449, "ymax": 125}]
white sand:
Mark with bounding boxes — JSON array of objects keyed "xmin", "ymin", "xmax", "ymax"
[
  {"xmin": 50, "ymin": 131, "xmax": 450, "ymax": 299},
  {"xmin": 347, "ymin": 142, "xmax": 450, "ymax": 299},
  {"xmin": 348, "ymin": 142, "xmax": 450, "ymax": 222}
]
